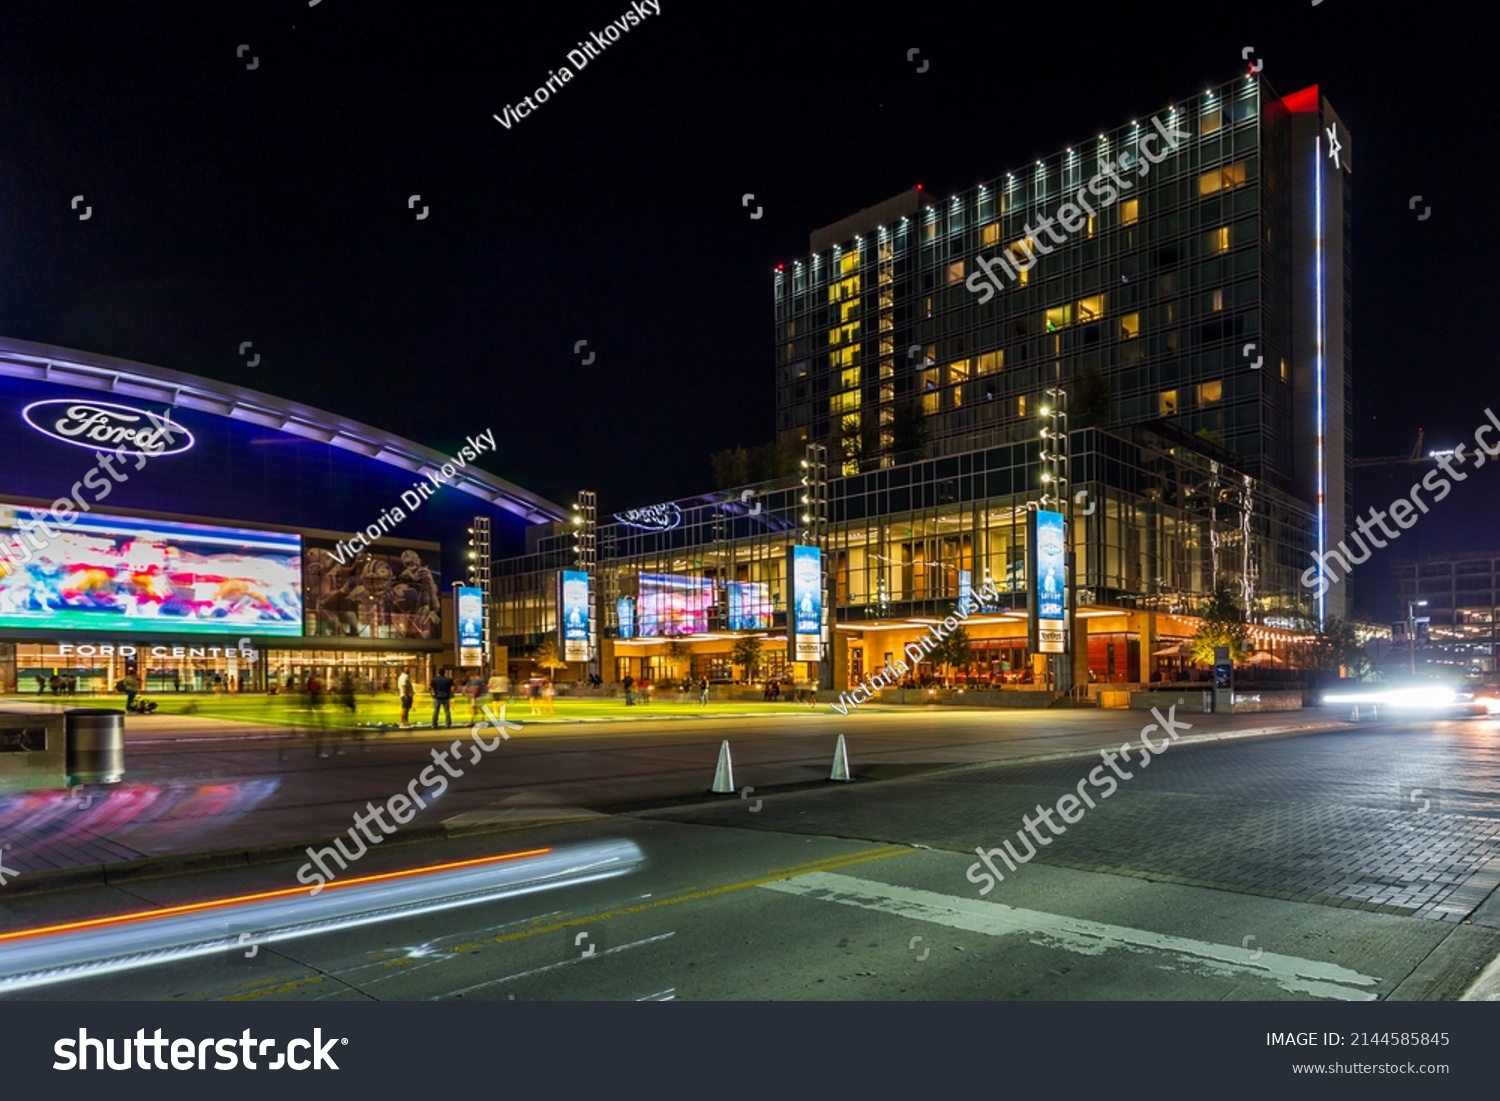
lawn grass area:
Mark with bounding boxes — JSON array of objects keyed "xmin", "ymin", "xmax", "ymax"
[{"xmin": 2, "ymin": 691, "xmax": 824, "ymax": 727}]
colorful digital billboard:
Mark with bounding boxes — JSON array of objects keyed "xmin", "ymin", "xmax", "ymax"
[
  {"xmin": 1032, "ymin": 509, "xmax": 1067, "ymax": 654},
  {"xmin": 616, "ymin": 596, "xmax": 635, "ymax": 639},
  {"xmin": 636, "ymin": 573, "xmax": 712, "ymax": 637},
  {"xmin": 560, "ymin": 570, "xmax": 590, "ymax": 661},
  {"xmin": 457, "ymin": 585, "xmax": 485, "ymax": 666},
  {"xmin": 0, "ymin": 503, "xmax": 302, "ymax": 635},
  {"xmin": 726, "ymin": 581, "xmax": 773, "ymax": 631},
  {"xmin": 789, "ymin": 545, "xmax": 822, "ymax": 662}
]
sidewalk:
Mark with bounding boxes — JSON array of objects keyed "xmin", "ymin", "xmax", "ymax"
[{"xmin": 0, "ymin": 703, "xmax": 1354, "ymax": 897}]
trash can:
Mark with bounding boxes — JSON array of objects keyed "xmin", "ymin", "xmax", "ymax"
[{"xmin": 66, "ymin": 708, "xmax": 125, "ymax": 785}]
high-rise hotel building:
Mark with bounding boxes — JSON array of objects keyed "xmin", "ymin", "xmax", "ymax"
[
  {"xmin": 489, "ymin": 75, "xmax": 1354, "ymax": 691},
  {"xmin": 773, "ymin": 75, "xmax": 1352, "ymax": 622}
]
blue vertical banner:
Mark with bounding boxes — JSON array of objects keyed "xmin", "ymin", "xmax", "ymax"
[
  {"xmin": 1032, "ymin": 509, "xmax": 1068, "ymax": 654},
  {"xmin": 789, "ymin": 544, "xmax": 822, "ymax": 662},
  {"xmin": 616, "ymin": 596, "xmax": 635, "ymax": 640},
  {"xmin": 456, "ymin": 585, "xmax": 485, "ymax": 667},
  {"xmin": 560, "ymin": 570, "xmax": 591, "ymax": 662}
]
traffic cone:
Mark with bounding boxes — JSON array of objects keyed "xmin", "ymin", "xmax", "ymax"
[
  {"xmin": 829, "ymin": 733, "xmax": 853, "ymax": 782},
  {"xmin": 710, "ymin": 739, "xmax": 735, "ymax": 793}
]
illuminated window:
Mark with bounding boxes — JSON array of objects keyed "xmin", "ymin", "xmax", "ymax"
[
  {"xmin": 1210, "ymin": 226, "xmax": 1230, "ymax": 253},
  {"xmin": 1200, "ymin": 107, "xmax": 1222, "ymax": 136},
  {"xmin": 1121, "ymin": 199, "xmax": 1139, "ymax": 225},
  {"xmin": 920, "ymin": 367, "xmax": 942, "ymax": 391},
  {"xmin": 1017, "ymin": 395, "xmax": 1028, "ymax": 417},
  {"xmin": 840, "ymin": 300, "xmax": 859, "ymax": 321},
  {"xmin": 1196, "ymin": 380, "xmax": 1223, "ymax": 405},
  {"xmin": 951, "ymin": 385, "xmax": 963, "ymax": 408},
  {"xmin": 840, "ymin": 367, "xmax": 861, "ymax": 388},
  {"xmin": 948, "ymin": 359, "xmax": 971, "ymax": 383},
  {"xmin": 1211, "ymin": 289, "xmax": 1224, "ymax": 311},
  {"xmin": 947, "ymin": 260, "xmax": 965, "ymax": 285},
  {"xmin": 981, "ymin": 223, "xmax": 1002, "ymax": 246},
  {"xmin": 1077, "ymin": 295, "xmax": 1105, "ymax": 321},
  {"xmin": 1045, "ymin": 304, "xmax": 1073, "ymax": 330},
  {"xmin": 1119, "ymin": 313, "xmax": 1140, "ymax": 339},
  {"xmin": 830, "ymin": 391, "xmax": 861, "ymax": 413},
  {"xmin": 922, "ymin": 392, "xmax": 939, "ymax": 414},
  {"xmin": 1159, "ymin": 390, "xmax": 1178, "ymax": 416},
  {"xmin": 1198, "ymin": 161, "xmax": 1248, "ymax": 195},
  {"xmin": 840, "ymin": 252, "xmax": 859, "ymax": 274},
  {"xmin": 1085, "ymin": 215, "xmax": 1095, "ymax": 238},
  {"xmin": 977, "ymin": 350, "xmax": 1004, "ymax": 374},
  {"xmin": 1280, "ymin": 358, "xmax": 1288, "ymax": 381}
]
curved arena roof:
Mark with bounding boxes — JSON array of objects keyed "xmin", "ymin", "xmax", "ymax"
[{"xmin": 0, "ymin": 335, "xmax": 566, "ymax": 523}]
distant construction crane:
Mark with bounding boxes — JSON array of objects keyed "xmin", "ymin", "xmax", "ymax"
[{"xmin": 1349, "ymin": 428, "xmax": 1430, "ymax": 468}]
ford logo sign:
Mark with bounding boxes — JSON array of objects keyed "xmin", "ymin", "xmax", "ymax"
[{"xmin": 22, "ymin": 399, "xmax": 194, "ymax": 457}]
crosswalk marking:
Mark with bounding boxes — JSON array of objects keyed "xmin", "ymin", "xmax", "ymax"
[{"xmin": 759, "ymin": 872, "xmax": 1381, "ymax": 1001}]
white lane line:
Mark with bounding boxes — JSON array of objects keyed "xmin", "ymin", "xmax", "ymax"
[
  {"xmin": 636, "ymin": 987, "xmax": 676, "ymax": 1001},
  {"xmin": 434, "ymin": 931, "xmax": 676, "ymax": 1000},
  {"xmin": 759, "ymin": 873, "xmax": 1381, "ymax": 1001}
]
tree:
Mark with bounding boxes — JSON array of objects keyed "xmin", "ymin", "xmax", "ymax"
[
  {"xmin": 663, "ymin": 639, "xmax": 692, "ymax": 679},
  {"xmin": 711, "ymin": 446, "xmax": 750, "ymax": 490},
  {"xmin": 1188, "ymin": 578, "xmax": 1250, "ymax": 666},
  {"xmin": 1070, "ymin": 366, "xmax": 1112, "ymax": 429},
  {"xmin": 730, "ymin": 636, "xmax": 764, "ymax": 681},
  {"xmin": 890, "ymin": 400, "xmax": 928, "ymax": 464},
  {"xmin": 928, "ymin": 625, "xmax": 973, "ymax": 685},
  {"xmin": 534, "ymin": 637, "xmax": 569, "ymax": 680},
  {"xmin": 1299, "ymin": 616, "xmax": 1368, "ymax": 682}
]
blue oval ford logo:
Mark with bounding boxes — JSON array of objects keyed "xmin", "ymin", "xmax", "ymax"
[{"xmin": 22, "ymin": 399, "xmax": 194, "ymax": 457}]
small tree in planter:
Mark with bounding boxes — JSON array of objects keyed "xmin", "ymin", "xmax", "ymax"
[
  {"xmin": 663, "ymin": 639, "xmax": 692, "ymax": 682},
  {"xmin": 730, "ymin": 636, "xmax": 764, "ymax": 683},
  {"xmin": 534, "ymin": 637, "xmax": 569, "ymax": 683},
  {"xmin": 928, "ymin": 625, "xmax": 973, "ymax": 687}
]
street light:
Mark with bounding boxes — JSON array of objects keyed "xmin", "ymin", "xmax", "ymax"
[{"xmin": 1408, "ymin": 599, "xmax": 1429, "ymax": 676}]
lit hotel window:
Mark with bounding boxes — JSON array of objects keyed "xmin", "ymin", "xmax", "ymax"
[
  {"xmin": 1045, "ymin": 304, "xmax": 1073, "ymax": 330},
  {"xmin": 1159, "ymin": 390, "xmax": 1178, "ymax": 416},
  {"xmin": 1196, "ymin": 380, "xmax": 1223, "ymax": 405},
  {"xmin": 1211, "ymin": 289, "xmax": 1224, "ymax": 312},
  {"xmin": 1119, "ymin": 313, "xmax": 1140, "ymax": 339},
  {"xmin": 947, "ymin": 260, "xmax": 965, "ymax": 285},
  {"xmin": 981, "ymin": 223, "xmax": 1001, "ymax": 246},
  {"xmin": 1017, "ymin": 395, "xmax": 1028, "ymax": 417},
  {"xmin": 1210, "ymin": 226, "xmax": 1230, "ymax": 253},
  {"xmin": 1280, "ymin": 358, "xmax": 1288, "ymax": 381},
  {"xmin": 1121, "ymin": 199, "xmax": 1139, "ymax": 225},
  {"xmin": 1200, "ymin": 107, "xmax": 1222, "ymax": 136},
  {"xmin": 1077, "ymin": 295, "xmax": 1105, "ymax": 321},
  {"xmin": 1085, "ymin": 214, "xmax": 1095, "ymax": 238},
  {"xmin": 977, "ymin": 350, "xmax": 1004, "ymax": 374},
  {"xmin": 948, "ymin": 359, "xmax": 971, "ymax": 383}
]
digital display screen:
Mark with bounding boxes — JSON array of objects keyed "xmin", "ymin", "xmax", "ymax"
[
  {"xmin": 616, "ymin": 596, "xmax": 635, "ymax": 639},
  {"xmin": 303, "ymin": 540, "xmax": 441, "ymax": 640},
  {"xmin": 1035, "ymin": 510, "xmax": 1066, "ymax": 621},
  {"xmin": 560, "ymin": 570, "xmax": 590, "ymax": 661},
  {"xmin": 636, "ymin": 573, "xmax": 713, "ymax": 637},
  {"xmin": 0, "ymin": 503, "xmax": 302, "ymax": 635},
  {"xmin": 790, "ymin": 545, "xmax": 822, "ymax": 661},
  {"xmin": 726, "ymin": 581, "xmax": 772, "ymax": 631}
]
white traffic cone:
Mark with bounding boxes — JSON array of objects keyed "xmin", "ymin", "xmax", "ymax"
[
  {"xmin": 829, "ymin": 733, "xmax": 853, "ymax": 782},
  {"xmin": 710, "ymin": 739, "xmax": 736, "ymax": 793}
]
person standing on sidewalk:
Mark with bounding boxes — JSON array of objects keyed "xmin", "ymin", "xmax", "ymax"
[
  {"xmin": 398, "ymin": 667, "xmax": 414, "ymax": 727},
  {"xmin": 430, "ymin": 667, "xmax": 455, "ymax": 728},
  {"xmin": 699, "ymin": 676, "xmax": 709, "ymax": 706}
]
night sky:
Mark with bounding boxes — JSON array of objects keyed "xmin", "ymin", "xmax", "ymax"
[{"xmin": 1, "ymin": 1, "xmax": 1493, "ymax": 616}]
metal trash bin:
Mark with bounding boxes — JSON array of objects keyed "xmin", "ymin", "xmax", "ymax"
[{"xmin": 66, "ymin": 708, "xmax": 125, "ymax": 785}]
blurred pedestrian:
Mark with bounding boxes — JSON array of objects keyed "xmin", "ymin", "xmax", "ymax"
[
  {"xmin": 398, "ymin": 667, "xmax": 414, "ymax": 727},
  {"xmin": 699, "ymin": 676, "xmax": 709, "ymax": 706}
]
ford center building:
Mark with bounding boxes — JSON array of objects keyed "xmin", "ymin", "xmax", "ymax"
[{"xmin": 0, "ymin": 336, "xmax": 564, "ymax": 694}]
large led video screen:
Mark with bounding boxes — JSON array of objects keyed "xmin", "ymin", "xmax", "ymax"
[
  {"xmin": 0, "ymin": 503, "xmax": 302, "ymax": 634},
  {"xmin": 726, "ymin": 581, "xmax": 772, "ymax": 631},
  {"xmin": 636, "ymin": 572, "xmax": 713, "ymax": 637}
]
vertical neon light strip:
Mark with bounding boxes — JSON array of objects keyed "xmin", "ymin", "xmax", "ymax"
[{"xmin": 1314, "ymin": 134, "xmax": 1327, "ymax": 630}]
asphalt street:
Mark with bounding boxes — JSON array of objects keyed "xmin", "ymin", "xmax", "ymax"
[{"xmin": 3, "ymin": 709, "xmax": 1498, "ymax": 1001}]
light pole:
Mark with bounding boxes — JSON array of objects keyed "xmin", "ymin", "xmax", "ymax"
[{"xmin": 1408, "ymin": 598, "xmax": 1428, "ymax": 677}]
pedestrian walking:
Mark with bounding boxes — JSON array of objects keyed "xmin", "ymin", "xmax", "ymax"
[
  {"xmin": 622, "ymin": 673, "xmax": 635, "ymax": 706},
  {"xmin": 699, "ymin": 676, "xmax": 709, "ymax": 706},
  {"xmin": 540, "ymin": 679, "xmax": 555, "ymax": 714},
  {"xmin": 430, "ymin": 667, "xmax": 455, "ymax": 728},
  {"xmin": 465, "ymin": 672, "xmax": 486, "ymax": 722}
]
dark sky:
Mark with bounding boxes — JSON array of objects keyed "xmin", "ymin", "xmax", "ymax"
[{"xmin": 2, "ymin": 1, "xmax": 1494, "ymax": 612}]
